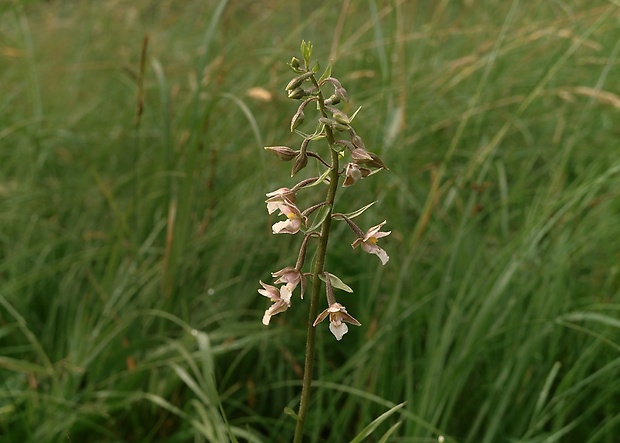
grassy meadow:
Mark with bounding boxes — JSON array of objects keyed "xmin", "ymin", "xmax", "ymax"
[{"xmin": 1, "ymin": 0, "xmax": 619, "ymax": 441}]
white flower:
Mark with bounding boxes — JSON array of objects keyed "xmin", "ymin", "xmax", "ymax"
[
  {"xmin": 265, "ymin": 188, "xmax": 295, "ymax": 214},
  {"xmin": 272, "ymin": 266, "xmax": 306, "ymax": 299},
  {"xmin": 351, "ymin": 221, "xmax": 391, "ymax": 265},
  {"xmin": 313, "ymin": 302, "xmax": 361, "ymax": 341},
  {"xmin": 258, "ymin": 281, "xmax": 290, "ymax": 325},
  {"xmin": 271, "ymin": 202, "xmax": 307, "ymax": 234}
]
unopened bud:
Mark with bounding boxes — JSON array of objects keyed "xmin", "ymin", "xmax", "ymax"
[
  {"xmin": 264, "ymin": 146, "xmax": 297, "ymax": 161},
  {"xmin": 319, "ymin": 117, "xmax": 349, "ymax": 132},
  {"xmin": 322, "ymin": 77, "xmax": 342, "ymax": 88},
  {"xmin": 351, "ymin": 148, "xmax": 374, "ymax": 163},
  {"xmin": 367, "ymin": 152, "xmax": 388, "ymax": 170},
  {"xmin": 285, "ymin": 72, "xmax": 314, "ymax": 91},
  {"xmin": 335, "ymin": 87, "xmax": 349, "ymax": 103},
  {"xmin": 350, "ymin": 134, "xmax": 366, "ymax": 150},
  {"xmin": 287, "ymin": 87, "xmax": 307, "ymax": 99},
  {"xmin": 324, "ymin": 94, "xmax": 341, "ymax": 106},
  {"xmin": 289, "ymin": 56, "xmax": 302, "ymax": 71},
  {"xmin": 290, "ymin": 110, "xmax": 305, "ymax": 132},
  {"xmin": 331, "ymin": 109, "xmax": 350, "ymax": 125},
  {"xmin": 290, "ymin": 152, "xmax": 308, "ymax": 176}
]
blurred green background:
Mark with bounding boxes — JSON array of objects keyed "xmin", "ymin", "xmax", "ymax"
[{"xmin": 1, "ymin": 0, "xmax": 619, "ymax": 441}]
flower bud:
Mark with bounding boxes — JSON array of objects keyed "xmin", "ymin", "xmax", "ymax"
[
  {"xmin": 335, "ymin": 86, "xmax": 349, "ymax": 103},
  {"xmin": 350, "ymin": 134, "xmax": 366, "ymax": 150},
  {"xmin": 287, "ymin": 87, "xmax": 307, "ymax": 99},
  {"xmin": 285, "ymin": 72, "xmax": 314, "ymax": 91},
  {"xmin": 319, "ymin": 117, "xmax": 349, "ymax": 132},
  {"xmin": 331, "ymin": 109, "xmax": 350, "ymax": 125},
  {"xmin": 289, "ymin": 56, "xmax": 302, "ymax": 72},
  {"xmin": 321, "ymin": 77, "xmax": 342, "ymax": 88},
  {"xmin": 367, "ymin": 152, "xmax": 388, "ymax": 170},
  {"xmin": 264, "ymin": 146, "xmax": 297, "ymax": 161},
  {"xmin": 290, "ymin": 152, "xmax": 308, "ymax": 176},
  {"xmin": 290, "ymin": 110, "xmax": 305, "ymax": 132},
  {"xmin": 324, "ymin": 94, "xmax": 341, "ymax": 106},
  {"xmin": 350, "ymin": 148, "xmax": 374, "ymax": 163}
]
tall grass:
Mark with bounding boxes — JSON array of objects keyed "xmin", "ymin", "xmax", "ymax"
[{"xmin": 0, "ymin": 0, "xmax": 619, "ymax": 441}]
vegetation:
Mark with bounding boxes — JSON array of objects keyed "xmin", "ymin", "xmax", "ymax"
[{"xmin": 1, "ymin": 1, "xmax": 619, "ymax": 441}]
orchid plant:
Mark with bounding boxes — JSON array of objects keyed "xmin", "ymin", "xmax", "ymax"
[{"xmin": 258, "ymin": 41, "xmax": 390, "ymax": 442}]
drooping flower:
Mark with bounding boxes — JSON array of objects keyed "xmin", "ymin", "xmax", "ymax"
[
  {"xmin": 265, "ymin": 188, "xmax": 296, "ymax": 214},
  {"xmin": 272, "ymin": 266, "xmax": 306, "ymax": 299},
  {"xmin": 351, "ymin": 220, "xmax": 391, "ymax": 265},
  {"xmin": 313, "ymin": 302, "xmax": 361, "ymax": 341},
  {"xmin": 342, "ymin": 162, "xmax": 371, "ymax": 187},
  {"xmin": 272, "ymin": 202, "xmax": 307, "ymax": 235},
  {"xmin": 258, "ymin": 281, "xmax": 290, "ymax": 325}
]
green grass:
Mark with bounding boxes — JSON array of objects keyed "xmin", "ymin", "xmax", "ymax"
[{"xmin": 1, "ymin": 0, "xmax": 619, "ymax": 441}]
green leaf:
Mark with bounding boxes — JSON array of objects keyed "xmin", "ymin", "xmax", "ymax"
[
  {"xmin": 349, "ymin": 402, "xmax": 406, "ymax": 443},
  {"xmin": 319, "ymin": 273, "xmax": 353, "ymax": 293},
  {"xmin": 378, "ymin": 421, "xmax": 403, "ymax": 443},
  {"xmin": 306, "ymin": 205, "xmax": 331, "ymax": 232},
  {"xmin": 283, "ymin": 407, "xmax": 301, "ymax": 421},
  {"xmin": 349, "ymin": 105, "xmax": 363, "ymax": 122},
  {"xmin": 338, "ymin": 201, "xmax": 377, "ymax": 220},
  {"xmin": 304, "ymin": 167, "xmax": 332, "ymax": 189},
  {"xmin": 318, "ymin": 61, "xmax": 332, "ymax": 83},
  {"xmin": 301, "ymin": 40, "xmax": 313, "ymax": 65}
]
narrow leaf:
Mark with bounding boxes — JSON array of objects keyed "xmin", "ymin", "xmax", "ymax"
[
  {"xmin": 319, "ymin": 61, "xmax": 332, "ymax": 83},
  {"xmin": 319, "ymin": 273, "xmax": 353, "ymax": 293},
  {"xmin": 336, "ymin": 201, "xmax": 376, "ymax": 220},
  {"xmin": 306, "ymin": 205, "xmax": 331, "ymax": 232},
  {"xmin": 349, "ymin": 105, "xmax": 363, "ymax": 121},
  {"xmin": 349, "ymin": 402, "xmax": 406, "ymax": 443},
  {"xmin": 305, "ymin": 168, "xmax": 332, "ymax": 189},
  {"xmin": 378, "ymin": 421, "xmax": 402, "ymax": 443}
]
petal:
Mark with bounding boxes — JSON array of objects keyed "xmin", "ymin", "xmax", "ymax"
[
  {"xmin": 272, "ymin": 220, "xmax": 300, "ymax": 234},
  {"xmin": 362, "ymin": 243, "xmax": 389, "ymax": 265},
  {"xmin": 280, "ymin": 283, "xmax": 294, "ymax": 303},
  {"xmin": 361, "ymin": 241, "xmax": 380, "ymax": 255},
  {"xmin": 262, "ymin": 299, "xmax": 289, "ymax": 325},
  {"xmin": 340, "ymin": 311, "xmax": 362, "ymax": 326},
  {"xmin": 364, "ymin": 221, "xmax": 387, "ymax": 240},
  {"xmin": 372, "ymin": 230, "xmax": 391, "ymax": 240},
  {"xmin": 351, "ymin": 237, "xmax": 363, "ymax": 249},
  {"xmin": 299, "ymin": 274, "xmax": 307, "ymax": 299},
  {"xmin": 266, "ymin": 187, "xmax": 291, "ymax": 198},
  {"xmin": 312, "ymin": 308, "xmax": 331, "ymax": 326},
  {"xmin": 262, "ymin": 312, "xmax": 272, "ymax": 325},
  {"xmin": 329, "ymin": 322, "xmax": 348, "ymax": 340},
  {"xmin": 258, "ymin": 281, "xmax": 280, "ymax": 301},
  {"xmin": 266, "ymin": 201, "xmax": 280, "ymax": 214},
  {"xmin": 272, "ymin": 267, "xmax": 301, "ymax": 285},
  {"xmin": 328, "ymin": 302, "xmax": 345, "ymax": 313},
  {"xmin": 376, "ymin": 248, "xmax": 389, "ymax": 265}
]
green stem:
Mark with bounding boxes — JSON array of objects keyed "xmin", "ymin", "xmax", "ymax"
[{"xmin": 293, "ymin": 78, "xmax": 339, "ymax": 442}]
